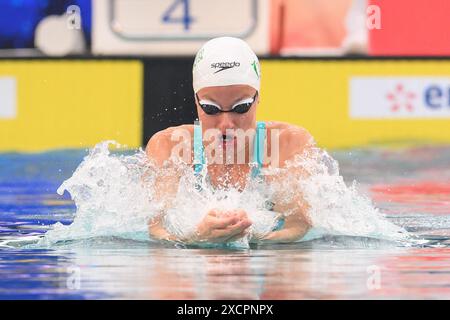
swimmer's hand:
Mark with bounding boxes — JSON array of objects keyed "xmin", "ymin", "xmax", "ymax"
[{"xmin": 190, "ymin": 209, "xmax": 252, "ymax": 244}]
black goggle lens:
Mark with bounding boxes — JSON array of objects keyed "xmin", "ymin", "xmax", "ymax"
[
  {"xmin": 201, "ymin": 104, "xmax": 221, "ymax": 115},
  {"xmin": 232, "ymin": 102, "xmax": 252, "ymax": 114}
]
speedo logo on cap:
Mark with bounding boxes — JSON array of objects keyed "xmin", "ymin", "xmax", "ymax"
[{"xmin": 211, "ymin": 61, "xmax": 240, "ymax": 74}]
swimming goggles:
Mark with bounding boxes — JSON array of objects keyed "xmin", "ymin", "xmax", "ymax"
[{"xmin": 196, "ymin": 92, "xmax": 258, "ymax": 115}]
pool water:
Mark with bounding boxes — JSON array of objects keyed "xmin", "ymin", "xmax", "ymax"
[{"xmin": 0, "ymin": 145, "xmax": 449, "ymax": 299}]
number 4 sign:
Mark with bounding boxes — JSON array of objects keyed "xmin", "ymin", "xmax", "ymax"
[
  {"xmin": 93, "ymin": 0, "xmax": 268, "ymax": 55},
  {"xmin": 110, "ymin": 0, "xmax": 258, "ymax": 40},
  {"xmin": 162, "ymin": 0, "xmax": 195, "ymax": 31}
]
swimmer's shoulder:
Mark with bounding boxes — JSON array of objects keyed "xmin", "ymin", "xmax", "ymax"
[
  {"xmin": 145, "ymin": 124, "xmax": 194, "ymax": 165},
  {"xmin": 265, "ymin": 121, "xmax": 316, "ymax": 164},
  {"xmin": 265, "ymin": 121, "xmax": 315, "ymax": 144}
]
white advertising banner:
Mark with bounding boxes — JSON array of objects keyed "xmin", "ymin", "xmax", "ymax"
[
  {"xmin": 0, "ymin": 77, "xmax": 17, "ymax": 119},
  {"xmin": 350, "ymin": 77, "xmax": 450, "ymax": 119}
]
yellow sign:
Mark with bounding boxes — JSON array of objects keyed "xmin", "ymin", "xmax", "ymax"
[
  {"xmin": 0, "ymin": 60, "xmax": 143, "ymax": 152},
  {"xmin": 258, "ymin": 60, "xmax": 450, "ymax": 149}
]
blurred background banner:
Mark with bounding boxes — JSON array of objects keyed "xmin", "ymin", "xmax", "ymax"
[
  {"xmin": 269, "ymin": 0, "xmax": 353, "ymax": 55},
  {"xmin": 0, "ymin": 60, "xmax": 142, "ymax": 151},
  {"xmin": 0, "ymin": 0, "xmax": 91, "ymax": 51},
  {"xmin": 0, "ymin": 0, "xmax": 450, "ymax": 152},
  {"xmin": 259, "ymin": 59, "xmax": 450, "ymax": 149},
  {"xmin": 2, "ymin": 0, "xmax": 450, "ymax": 55},
  {"xmin": 368, "ymin": 0, "xmax": 450, "ymax": 56}
]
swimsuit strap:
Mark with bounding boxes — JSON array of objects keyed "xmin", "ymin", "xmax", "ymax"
[
  {"xmin": 193, "ymin": 121, "xmax": 266, "ymax": 178},
  {"xmin": 251, "ymin": 121, "xmax": 266, "ymax": 178},
  {"xmin": 193, "ymin": 120, "xmax": 205, "ymax": 174}
]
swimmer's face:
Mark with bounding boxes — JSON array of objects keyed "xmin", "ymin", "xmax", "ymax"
[{"xmin": 195, "ymin": 85, "xmax": 258, "ymax": 134}]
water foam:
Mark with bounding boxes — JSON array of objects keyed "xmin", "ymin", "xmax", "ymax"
[
  {"xmin": 38, "ymin": 141, "xmax": 157, "ymax": 246},
  {"xmin": 38, "ymin": 141, "xmax": 408, "ymax": 248}
]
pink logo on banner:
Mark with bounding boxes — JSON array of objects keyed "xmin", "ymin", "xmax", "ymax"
[{"xmin": 385, "ymin": 83, "xmax": 416, "ymax": 113}]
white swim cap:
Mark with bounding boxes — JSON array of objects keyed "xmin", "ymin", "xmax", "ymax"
[{"xmin": 192, "ymin": 37, "xmax": 261, "ymax": 93}]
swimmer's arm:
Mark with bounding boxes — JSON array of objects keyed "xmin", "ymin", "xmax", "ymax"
[
  {"xmin": 148, "ymin": 216, "xmax": 177, "ymax": 242},
  {"xmin": 145, "ymin": 131, "xmax": 182, "ymax": 242},
  {"xmin": 258, "ymin": 125, "xmax": 314, "ymax": 243},
  {"xmin": 148, "ymin": 215, "xmax": 189, "ymax": 243},
  {"xmin": 258, "ymin": 198, "xmax": 311, "ymax": 244}
]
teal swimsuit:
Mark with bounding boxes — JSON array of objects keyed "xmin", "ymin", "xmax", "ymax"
[
  {"xmin": 192, "ymin": 121, "xmax": 284, "ymax": 230},
  {"xmin": 193, "ymin": 121, "xmax": 266, "ymax": 177}
]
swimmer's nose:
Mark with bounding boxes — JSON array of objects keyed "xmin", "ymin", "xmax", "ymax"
[{"xmin": 216, "ymin": 113, "xmax": 236, "ymax": 133}]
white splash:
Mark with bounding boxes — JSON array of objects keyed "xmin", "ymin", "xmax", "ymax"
[
  {"xmin": 38, "ymin": 141, "xmax": 408, "ymax": 248},
  {"xmin": 39, "ymin": 141, "xmax": 157, "ymax": 246},
  {"xmin": 286, "ymin": 148, "xmax": 407, "ymax": 242}
]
